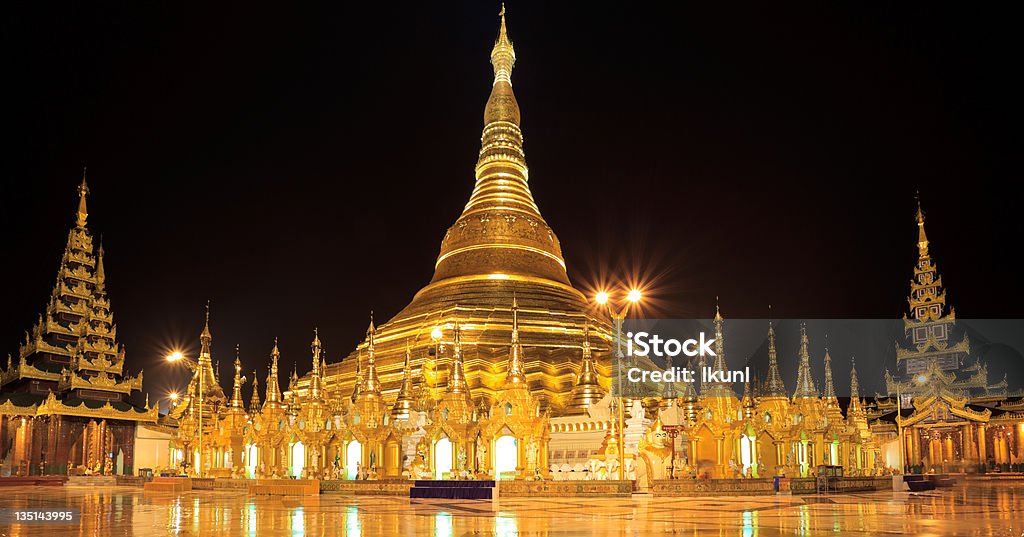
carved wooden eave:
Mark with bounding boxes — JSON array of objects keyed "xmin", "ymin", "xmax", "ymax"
[
  {"xmin": 1, "ymin": 392, "xmax": 158, "ymax": 422},
  {"xmin": 897, "ymin": 393, "xmax": 991, "ymax": 428}
]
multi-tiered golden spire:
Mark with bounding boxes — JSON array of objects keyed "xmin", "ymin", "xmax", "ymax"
[
  {"xmin": 76, "ymin": 169, "xmax": 89, "ymax": 228},
  {"xmin": 762, "ymin": 320, "xmax": 787, "ymax": 398},
  {"xmin": 567, "ymin": 321, "xmax": 605, "ymax": 412},
  {"xmin": 231, "ymin": 345, "xmax": 244, "ymax": 410},
  {"xmin": 310, "ymin": 328, "xmax": 323, "ymax": 400},
  {"xmin": 447, "ymin": 321, "xmax": 470, "ymax": 395},
  {"xmin": 792, "ymin": 324, "xmax": 818, "ymax": 398},
  {"xmin": 504, "ymin": 297, "xmax": 526, "ymax": 386},
  {"xmin": 264, "ymin": 338, "xmax": 283, "ymax": 408},
  {"xmin": 425, "ymin": 5, "xmax": 571, "ymax": 291},
  {"xmin": 390, "ymin": 343, "xmax": 416, "ymax": 420},
  {"xmin": 360, "ymin": 317, "xmax": 382, "ymax": 397}
]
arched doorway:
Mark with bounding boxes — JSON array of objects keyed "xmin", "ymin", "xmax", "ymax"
[
  {"xmin": 494, "ymin": 435, "xmax": 517, "ymax": 479},
  {"xmin": 434, "ymin": 437, "xmax": 453, "ymax": 479},
  {"xmin": 346, "ymin": 440, "xmax": 362, "ymax": 480},
  {"xmin": 291, "ymin": 442, "xmax": 305, "ymax": 478},
  {"xmin": 246, "ymin": 444, "xmax": 258, "ymax": 478},
  {"xmin": 739, "ymin": 434, "xmax": 754, "ymax": 476}
]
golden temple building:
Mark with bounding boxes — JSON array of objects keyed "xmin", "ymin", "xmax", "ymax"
[
  {"xmin": 15, "ymin": 10, "xmax": 1018, "ymax": 488},
  {"xmin": 0, "ymin": 174, "xmax": 157, "ymax": 477},
  {"xmin": 869, "ymin": 202, "xmax": 1024, "ymax": 473}
]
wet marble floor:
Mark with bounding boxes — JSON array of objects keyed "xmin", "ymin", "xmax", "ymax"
[{"xmin": 0, "ymin": 483, "xmax": 1021, "ymax": 536}]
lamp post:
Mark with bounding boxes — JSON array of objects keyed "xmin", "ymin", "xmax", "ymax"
[
  {"xmin": 594, "ymin": 288, "xmax": 642, "ymax": 481},
  {"xmin": 167, "ymin": 351, "xmax": 204, "ymax": 477}
]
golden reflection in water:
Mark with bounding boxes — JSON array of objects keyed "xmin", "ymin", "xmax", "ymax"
[{"xmin": 0, "ymin": 483, "xmax": 1021, "ymax": 536}]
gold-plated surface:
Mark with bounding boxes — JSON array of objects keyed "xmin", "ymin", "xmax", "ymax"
[{"xmin": 303, "ymin": 8, "xmax": 610, "ymax": 414}]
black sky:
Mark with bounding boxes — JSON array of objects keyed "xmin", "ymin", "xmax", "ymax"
[{"xmin": 3, "ymin": 2, "xmax": 1021, "ymax": 402}]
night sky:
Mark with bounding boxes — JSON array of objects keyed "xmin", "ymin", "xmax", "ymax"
[{"xmin": 3, "ymin": 3, "xmax": 1021, "ymax": 403}]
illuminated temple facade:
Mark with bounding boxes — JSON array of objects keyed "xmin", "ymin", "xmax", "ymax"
[
  {"xmin": 0, "ymin": 176, "xmax": 157, "ymax": 477},
  {"xmin": 164, "ymin": 11, "xmax": 971, "ymax": 485},
  {"xmin": 10, "ymin": 11, "xmax": 1020, "ymax": 484}
]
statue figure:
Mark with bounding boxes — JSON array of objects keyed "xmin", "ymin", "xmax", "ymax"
[
  {"xmin": 607, "ymin": 457, "xmax": 620, "ymax": 479},
  {"xmin": 103, "ymin": 456, "xmax": 113, "ymax": 476},
  {"xmin": 457, "ymin": 449, "xmax": 468, "ymax": 473},
  {"xmin": 526, "ymin": 439, "xmax": 539, "ymax": 467},
  {"xmin": 475, "ymin": 436, "xmax": 487, "ymax": 472}
]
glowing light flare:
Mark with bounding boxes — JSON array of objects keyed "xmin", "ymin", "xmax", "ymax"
[
  {"xmin": 169, "ymin": 392, "xmax": 179, "ymax": 401},
  {"xmin": 167, "ymin": 351, "xmax": 184, "ymax": 362},
  {"xmin": 916, "ymin": 375, "xmax": 928, "ymax": 385},
  {"xmin": 595, "ymin": 291, "xmax": 609, "ymax": 305},
  {"xmin": 627, "ymin": 289, "xmax": 642, "ymax": 303},
  {"xmin": 431, "ymin": 328, "xmax": 443, "ymax": 342}
]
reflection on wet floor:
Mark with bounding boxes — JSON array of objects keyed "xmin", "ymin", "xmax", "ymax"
[{"xmin": 0, "ymin": 483, "xmax": 1021, "ymax": 536}]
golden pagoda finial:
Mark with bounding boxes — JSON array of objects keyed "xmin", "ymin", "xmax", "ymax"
[
  {"xmin": 265, "ymin": 337, "xmax": 283, "ymax": 406},
  {"xmin": 849, "ymin": 356, "xmax": 863, "ymax": 415},
  {"xmin": 360, "ymin": 314, "xmax": 381, "ymax": 396},
  {"xmin": 763, "ymin": 311, "xmax": 787, "ymax": 398},
  {"xmin": 491, "ymin": 3, "xmax": 516, "ymax": 85},
  {"xmin": 793, "ymin": 323, "xmax": 818, "ymax": 398},
  {"xmin": 447, "ymin": 318, "xmax": 470, "ymax": 394},
  {"xmin": 231, "ymin": 344, "xmax": 244, "ymax": 409},
  {"xmin": 76, "ymin": 167, "xmax": 89, "ymax": 228},
  {"xmin": 391, "ymin": 340, "xmax": 416, "ymax": 420},
  {"xmin": 915, "ymin": 191, "xmax": 929, "ymax": 257},
  {"xmin": 249, "ymin": 373, "xmax": 261, "ymax": 411},
  {"xmin": 201, "ymin": 300, "xmax": 212, "ymax": 342},
  {"xmin": 504, "ymin": 296, "xmax": 527, "ymax": 386},
  {"xmin": 95, "ymin": 238, "xmax": 106, "ymax": 286},
  {"xmin": 568, "ymin": 319, "xmax": 605, "ymax": 412},
  {"xmin": 714, "ymin": 295, "xmax": 722, "ymax": 322},
  {"xmin": 310, "ymin": 328, "xmax": 323, "ymax": 400}
]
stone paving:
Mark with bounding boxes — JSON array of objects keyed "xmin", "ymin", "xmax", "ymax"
[{"xmin": 0, "ymin": 482, "xmax": 1020, "ymax": 536}]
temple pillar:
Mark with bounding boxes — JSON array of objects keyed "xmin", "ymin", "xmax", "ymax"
[
  {"xmin": 977, "ymin": 424, "xmax": 987, "ymax": 465},
  {"xmin": 1016, "ymin": 424, "xmax": 1024, "ymax": 463},
  {"xmin": 715, "ymin": 436, "xmax": 725, "ymax": 477}
]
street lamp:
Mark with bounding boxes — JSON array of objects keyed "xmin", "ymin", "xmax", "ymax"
[
  {"xmin": 593, "ymin": 287, "xmax": 642, "ymax": 481},
  {"xmin": 167, "ymin": 351, "xmax": 204, "ymax": 477}
]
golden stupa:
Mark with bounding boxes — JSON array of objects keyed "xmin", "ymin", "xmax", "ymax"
[{"xmin": 307, "ymin": 9, "xmax": 610, "ymax": 414}]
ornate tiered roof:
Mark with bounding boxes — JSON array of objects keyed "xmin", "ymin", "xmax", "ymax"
[{"xmin": 0, "ymin": 173, "xmax": 153, "ymax": 421}]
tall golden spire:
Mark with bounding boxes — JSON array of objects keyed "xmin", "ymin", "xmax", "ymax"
[
  {"xmin": 915, "ymin": 193, "xmax": 929, "ymax": 258},
  {"xmin": 264, "ymin": 337, "xmax": 283, "ymax": 408},
  {"xmin": 568, "ymin": 320, "xmax": 605, "ymax": 412},
  {"xmin": 390, "ymin": 342, "xmax": 416, "ymax": 420},
  {"xmin": 710, "ymin": 299, "xmax": 730, "ymax": 380},
  {"xmin": 310, "ymin": 328, "xmax": 323, "ymax": 400},
  {"xmin": 360, "ymin": 316, "xmax": 381, "ymax": 396},
  {"xmin": 504, "ymin": 297, "xmax": 527, "ymax": 386},
  {"xmin": 249, "ymin": 374, "xmax": 261, "ymax": 412},
  {"xmin": 447, "ymin": 321, "xmax": 470, "ymax": 394},
  {"xmin": 763, "ymin": 318, "xmax": 787, "ymax": 398},
  {"xmin": 491, "ymin": 4, "xmax": 516, "ymax": 85},
  {"xmin": 822, "ymin": 342, "xmax": 836, "ymax": 402},
  {"xmin": 95, "ymin": 241, "xmax": 106, "ymax": 288},
  {"xmin": 793, "ymin": 324, "xmax": 818, "ymax": 398},
  {"xmin": 426, "ymin": 5, "xmax": 570, "ymax": 289},
  {"xmin": 848, "ymin": 357, "xmax": 863, "ymax": 416},
  {"xmin": 231, "ymin": 344, "xmax": 244, "ymax": 409},
  {"xmin": 76, "ymin": 168, "xmax": 89, "ymax": 228},
  {"xmin": 350, "ymin": 348, "xmax": 363, "ymax": 403}
]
